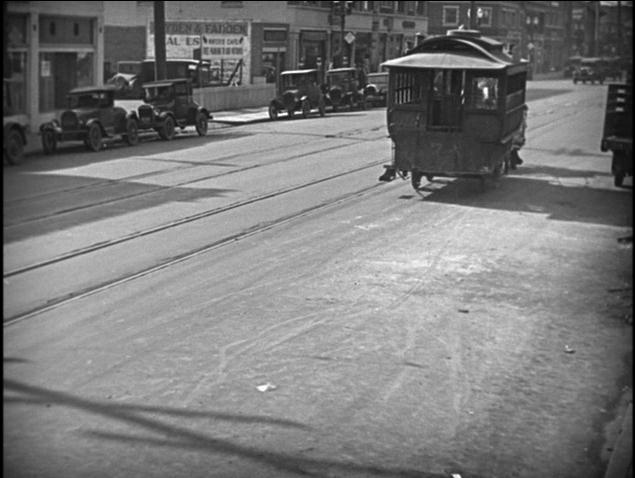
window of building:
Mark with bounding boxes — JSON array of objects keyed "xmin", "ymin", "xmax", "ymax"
[
  {"xmin": 39, "ymin": 51, "xmax": 94, "ymax": 112},
  {"xmin": 396, "ymin": 1, "xmax": 405, "ymax": 13},
  {"xmin": 477, "ymin": 7, "xmax": 492, "ymax": 27},
  {"xmin": 416, "ymin": 1, "xmax": 425, "ymax": 16},
  {"xmin": 378, "ymin": 1, "xmax": 394, "ymax": 13},
  {"xmin": 443, "ymin": 6, "xmax": 459, "ymax": 26},
  {"xmin": 264, "ymin": 29, "xmax": 287, "ymax": 42}
]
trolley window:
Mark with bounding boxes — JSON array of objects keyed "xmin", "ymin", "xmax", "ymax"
[{"xmin": 469, "ymin": 76, "xmax": 499, "ymax": 110}]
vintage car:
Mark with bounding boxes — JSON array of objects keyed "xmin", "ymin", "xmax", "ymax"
[
  {"xmin": 563, "ymin": 55, "xmax": 582, "ymax": 78},
  {"xmin": 40, "ymin": 86, "xmax": 140, "ymax": 154},
  {"xmin": 4, "ymin": 79, "xmax": 28, "ymax": 165},
  {"xmin": 325, "ymin": 67, "xmax": 368, "ymax": 111},
  {"xmin": 268, "ymin": 69, "xmax": 326, "ymax": 119},
  {"xmin": 573, "ymin": 57, "xmax": 606, "ymax": 84},
  {"xmin": 363, "ymin": 70, "xmax": 388, "ymax": 107},
  {"xmin": 137, "ymin": 78, "xmax": 211, "ymax": 139}
]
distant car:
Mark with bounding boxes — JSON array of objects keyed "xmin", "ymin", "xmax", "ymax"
[
  {"xmin": 268, "ymin": 69, "xmax": 326, "ymax": 120},
  {"xmin": 40, "ymin": 86, "xmax": 140, "ymax": 154},
  {"xmin": 363, "ymin": 71, "xmax": 388, "ymax": 107},
  {"xmin": 563, "ymin": 55, "xmax": 582, "ymax": 78},
  {"xmin": 573, "ymin": 58, "xmax": 606, "ymax": 84},
  {"xmin": 137, "ymin": 78, "xmax": 211, "ymax": 139},
  {"xmin": 325, "ymin": 67, "xmax": 368, "ymax": 111}
]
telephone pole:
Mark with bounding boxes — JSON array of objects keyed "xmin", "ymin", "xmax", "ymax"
[{"xmin": 154, "ymin": 1, "xmax": 166, "ymax": 80}]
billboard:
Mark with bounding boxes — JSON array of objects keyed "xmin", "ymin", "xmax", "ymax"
[{"xmin": 147, "ymin": 20, "xmax": 251, "ymax": 85}]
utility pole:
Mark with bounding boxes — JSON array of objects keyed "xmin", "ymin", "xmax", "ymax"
[
  {"xmin": 154, "ymin": 1, "xmax": 166, "ymax": 80},
  {"xmin": 469, "ymin": 1, "xmax": 476, "ymax": 29}
]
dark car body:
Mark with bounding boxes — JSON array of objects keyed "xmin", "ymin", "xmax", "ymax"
[
  {"xmin": 268, "ymin": 69, "xmax": 326, "ymax": 119},
  {"xmin": 573, "ymin": 58, "xmax": 606, "ymax": 84},
  {"xmin": 325, "ymin": 67, "xmax": 368, "ymax": 111},
  {"xmin": 4, "ymin": 79, "xmax": 28, "ymax": 165},
  {"xmin": 137, "ymin": 79, "xmax": 211, "ymax": 140},
  {"xmin": 39, "ymin": 86, "xmax": 140, "ymax": 154}
]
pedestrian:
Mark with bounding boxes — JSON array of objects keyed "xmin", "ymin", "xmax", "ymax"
[{"xmin": 510, "ymin": 104, "xmax": 528, "ymax": 169}]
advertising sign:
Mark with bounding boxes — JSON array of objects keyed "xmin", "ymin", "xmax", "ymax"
[{"xmin": 148, "ymin": 20, "xmax": 251, "ymax": 85}]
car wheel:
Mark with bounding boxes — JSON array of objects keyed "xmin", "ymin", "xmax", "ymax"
[
  {"xmin": 195, "ymin": 111, "xmax": 208, "ymax": 136},
  {"xmin": 87, "ymin": 123, "xmax": 103, "ymax": 152},
  {"xmin": 5, "ymin": 129, "xmax": 25, "ymax": 165},
  {"xmin": 41, "ymin": 129, "xmax": 57, "ymax": 155},
  {"xmin": 160, "ymin": 116, "xmax": 176, "ymax": 141},
  {"xmin": 125, "ymin": 118, "xmax": 139, "ymax": 146},
  {"xmin": 318, "ymin": 98, "xmax": 326, "ymax": 117},
  {"xmin": 301, "ymin": 100, "xmax": 310, "ymax": 119},
  {"xmin": 268, "ymin": 104, "xmax": 279, "ymax": 120}
]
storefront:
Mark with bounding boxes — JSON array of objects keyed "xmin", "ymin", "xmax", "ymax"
[{"xmin": 4, "ymin": 2, "xmax": 104, "ymax": 131}]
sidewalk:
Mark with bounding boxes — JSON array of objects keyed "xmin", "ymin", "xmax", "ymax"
[{"xmin": 604, "ymin": 399, "xmax": 633, "ymax": 478}]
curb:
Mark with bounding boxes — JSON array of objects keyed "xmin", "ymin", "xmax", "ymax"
[{"xmin": 604, "ymin": 402, "xmax": 633, "ymax": 478}]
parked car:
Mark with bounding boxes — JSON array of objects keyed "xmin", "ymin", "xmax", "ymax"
[
  {"xmin": 325, "ymin": 67, "xmax": 368, "ymax": 111},
  {"xmin": 137, "ymin": 78, "xmax": 211, "ymax": 139},
  {"xmin": 363, "ymin": 70, "xmax": 388, "ymax": 107},
  {"xmin": 563, "ymin": 55, "xmax": 582, "ymax": 78},
  {"xmin": 40, "ymin": 86, "xmax": 140, "ymax": 154},
  {"xmin": 3, "ymin": 79, "xmax": 28, "ymax": 165},
  {"xmin": 573, "ymin": 57, "xmax": 606, "ymax": 84},
  {"xmin": 268, "ymin": 69, "xmax": 326, "ymax": 119}
]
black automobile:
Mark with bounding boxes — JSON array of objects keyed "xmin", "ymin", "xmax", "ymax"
[
  {"xmin": 573, "ymin": 58, "xmax": 606, "ymax": 84},
  {"xmin": 137, "ymin": 79, "xmax": 211, "ymax": 140},
  {"xmin": 40, "ymin": 86, "xmax": 140, "ymax": 154},
  {"xmin": 268, "ymin": 69, "xmax": 326, "ymax": 120},
  {"xmin": 325, "ymin": 67, "xmax": 368, "ymax": 111}
]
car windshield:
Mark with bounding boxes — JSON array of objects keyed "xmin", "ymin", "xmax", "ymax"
[
  {"xmin": 281, "ymin": 74, "xmax": 307, "ymax": 90},
  {"xmin": 145, "ymin": 85, "xmax": 173, "ymax": 102},
  {"xmin": 328, "ymin": 71, "xmax": 353, "ymax": 86},
  {"xmin": 68, "ymin": 92, "xmax": 108, "ymax": 109}
]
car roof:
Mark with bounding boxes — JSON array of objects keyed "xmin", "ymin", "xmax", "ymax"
[
  {"xmin": 142, "ymin": 78, "xmax": 191, "ymax": 88},
  {"xmin": 327, "ymin": 67, "xmax": 356, "ymax": 73},
  {"xmin": 280, "ymin": 69, "xmax": 318, "ymax": 76},
  {"xmin": 68, "ymin": 85, "xmax": 116, "ymax": 94}
]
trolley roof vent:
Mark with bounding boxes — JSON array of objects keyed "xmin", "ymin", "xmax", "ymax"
[{"xmin": 446, "ymin": 29, "xmax": 482, "ymax": 38}]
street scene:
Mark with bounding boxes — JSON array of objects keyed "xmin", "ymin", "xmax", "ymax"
[{"xmin": 4, "ymin": 2, "xmax": 633, "ymax": 478}]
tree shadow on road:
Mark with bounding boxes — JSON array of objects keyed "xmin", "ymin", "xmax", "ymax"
[{"xmin": 3, "ymin": 377, "xmax": 458, "ymax": 478}]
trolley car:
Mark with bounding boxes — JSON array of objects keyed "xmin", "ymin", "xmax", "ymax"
[{"xmin": 382, "ymin": 29, "xmax": 528, "ymax": 189}]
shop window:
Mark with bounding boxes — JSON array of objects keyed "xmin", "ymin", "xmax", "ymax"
[
  {"xmin": 476, "ymin": 7, "xmax": 492, "ymax": 28},
  {"xmin": 442, "ymin": 6, "xmax": 459, "ymax": 26}
]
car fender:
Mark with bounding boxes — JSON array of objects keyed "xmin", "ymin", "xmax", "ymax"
[
  {"xmin": 40, "ymin": 120, "xmax": 60, "ymax": 133},
  {"xmin": 158, "ymin": 111, "xmax": 176, "ymax": 122},
  {"xmin": 270, "ymin": 99, "xmax": 284, "ymax": 110},
  {"xmin": 197, "ymin": 106, "xmax": 211, "ymax": 120},
  {"xmin": 85, "ymin": 118, "xmax": 104, "ymax": 135},
  {"xmin": 300, "ymin": 95, "xmax": 309, "ymax": 103}
]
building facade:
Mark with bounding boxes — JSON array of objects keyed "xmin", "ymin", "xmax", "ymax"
[
  {"xmin": 102, "ymin": 1, "xmax": 429, "ymax": 85},
  {"xmin": 427, "ymin": 1, "xmax": 568, "ymax": 74},
  {"xmin": 4, "ymin": 1, "xmax": 105, "ymax": 131}
]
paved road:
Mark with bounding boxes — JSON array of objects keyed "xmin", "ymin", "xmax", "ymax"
[{"xmin": 3, "ymin": 80, "xmax": 632, "ymax": 478}]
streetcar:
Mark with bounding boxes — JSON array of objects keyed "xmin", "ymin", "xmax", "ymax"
[{"xmin": 381, "ymin": 29, "xmax": 528, "ymax": 189}]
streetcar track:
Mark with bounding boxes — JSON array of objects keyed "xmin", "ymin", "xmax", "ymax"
[
  {"xmin": 4, "ymin": 178, "xmax": 390, "ymax": 326},
  {"xmin": 4, "ymin": 124, "xmax": 384, "ymax": 207},
  {"xmin": 5, "ymin": 136, "xmax": 384, "ymax": 229},
  {"xmin": 4, "ymin": 158, "xmax": 387, "ymax": 278}
]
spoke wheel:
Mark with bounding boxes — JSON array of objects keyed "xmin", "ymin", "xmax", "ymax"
[
  {"xmin": 160, "ymin": 116, "xmax": 176, "ymax": 141},
  {"xmin": 6, "ymin": 129, "xmax": 25, "ymax": 165},
  {"xmin": 268, "ymin": 104, "xmax": 279, "ymax": 120},
  {"xmin": 301, "ymin": 100, "xmax": 310, "ymax": 118},
  {"xmin": 195, "ymin": 111, "xmax": 208, "ymax": 136},
  {"xmin": 125, "ymin": 118, "xmax": 139, "ymax": 146},
  {"xmin": 87, "ymin": 123, "xmax": 103, "ymax": 152},
  {"xmin": 41, "ymin": 129, "xmax": 58, "ymax": 155}
]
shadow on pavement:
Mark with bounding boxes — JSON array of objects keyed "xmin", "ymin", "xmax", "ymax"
[
  {"xmin": 420, "ymin": 168, "xmax": 632, "ymax": 229},
  {"xmin": 3, "ymin": 377, "xmax": 460, "ymax": 478},
  {"xmin": 526, "ymin": 88, "xmax": 573, "ymax": 102}
]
